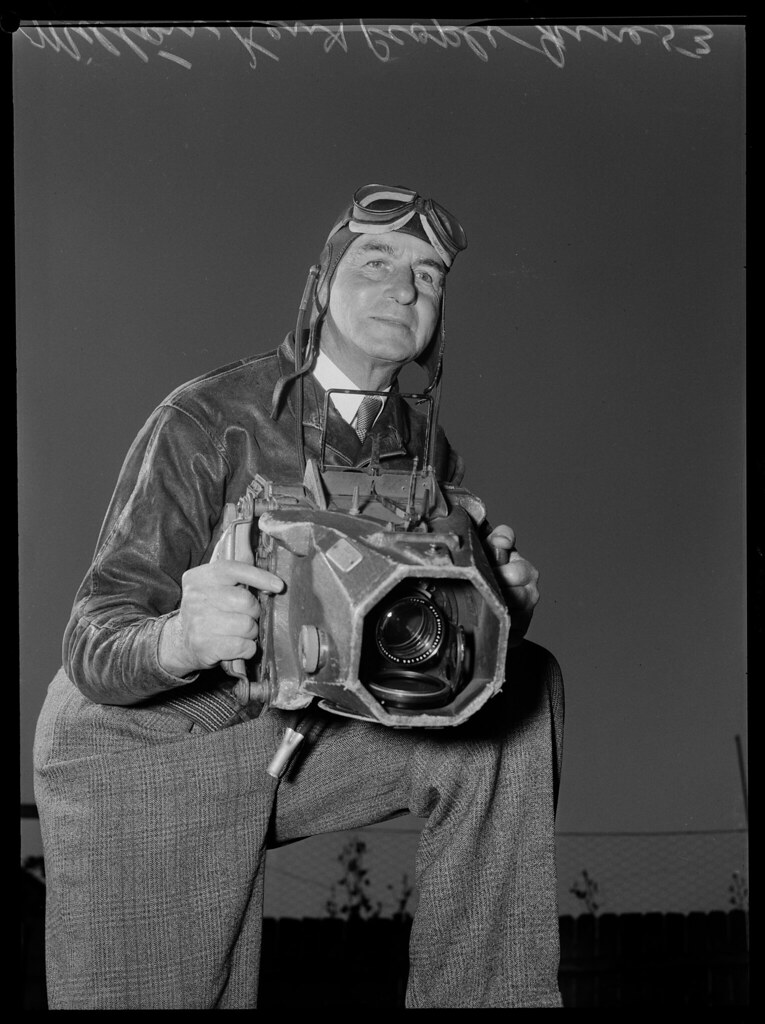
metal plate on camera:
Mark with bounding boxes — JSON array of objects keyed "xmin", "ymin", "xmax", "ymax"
[
  {"xmin": 317, "ymin": 699, "xmax": 378, "ymax": 723},
  {"xmin": 325, "ymin": 537, "xmax": 364, "ymax": 573}
]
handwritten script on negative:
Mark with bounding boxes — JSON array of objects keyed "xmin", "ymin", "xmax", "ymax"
[{"xmin": 20, "ymin": 21, "xmax": 714, "ymax": 71}]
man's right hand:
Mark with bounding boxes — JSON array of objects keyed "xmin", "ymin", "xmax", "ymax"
[{"xmin": 158, "ymin": 561, "xmax": 285, "ymax": 678}]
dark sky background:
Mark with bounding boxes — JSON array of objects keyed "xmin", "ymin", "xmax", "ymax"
[{"xmin": 16, "ymin": 22, "xmax": 746, "ymax": 838}]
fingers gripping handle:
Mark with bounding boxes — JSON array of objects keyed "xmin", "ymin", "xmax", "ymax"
[
  {"xmin": 211, "ymin": 508, "xmax": 255, "ymax": 687},
  {"xmin": 491, "ymin": 544, "xmax": 510, "ymax": 566}
]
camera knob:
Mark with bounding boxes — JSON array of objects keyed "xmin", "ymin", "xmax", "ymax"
[{"xmin": 299, "ymin": 624, "xmax": 328, "ymax": 674}]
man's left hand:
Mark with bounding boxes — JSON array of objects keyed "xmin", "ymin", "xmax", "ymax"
[{"xmin": 486, "ymin": 525, "xmax": 540, "ymax": 646}]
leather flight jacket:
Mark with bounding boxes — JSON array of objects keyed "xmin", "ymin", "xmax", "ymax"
[{"xmin": 63, "ymin": 336, "xmax": 464, "ymax": 722}]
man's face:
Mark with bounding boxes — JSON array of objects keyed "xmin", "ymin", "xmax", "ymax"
[{"xmin": 321, "ymin": 230, "xmax": 445, "ymax": 385}]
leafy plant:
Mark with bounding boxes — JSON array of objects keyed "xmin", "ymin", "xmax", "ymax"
[
  {"xmin": 326, "ymin": 838, "xmax": 382, "ymax": 921},
  {"xmin": 21, "ymin": 856, "xmax": 46, "ymax": 884},
  {"xmin": 569, "ymin": 868, "xmax": 601, "ymax": 915},
  {"xmin": 728, "ymin": 870, "xmax": 749, "ymax": 911},
  {"xmin": 387, "ymin": 872, "xmax": 414, "ymax": 922}
]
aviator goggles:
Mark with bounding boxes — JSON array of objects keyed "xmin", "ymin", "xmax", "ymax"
[{"xmin": 331, "ymin": 184, "xmax": 467, "ymax": 268}]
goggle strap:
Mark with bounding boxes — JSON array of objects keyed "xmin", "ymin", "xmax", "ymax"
[
  {"xmin": 356, "ymin": 187, "xmax": 416, "ymax": 209},
  {"xmin": 348, "ymin": 209, "xmax": 417, "ymax": 235},
  {"xmin": 417, "ymin": 213, "xmax": 452, "ymax": 267},
  {"xmin": 348, "ymin": 210, "xmax": 453, "ymax": 267}
]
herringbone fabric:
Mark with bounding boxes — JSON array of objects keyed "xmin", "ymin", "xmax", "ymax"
[
  {"xmin": 354, "ymin": 395, "xmax": 383, "ymax": 440},
  {"xmin": 34, "ymin": 641, "xmax": 564, "ymax": 1009}
]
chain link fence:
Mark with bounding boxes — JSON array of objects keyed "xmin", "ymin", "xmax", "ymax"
[
  {"xmin": 556, "ymin": 828, "xmax": 748, "ymax": 916},
  {"xmin": 263, "ymin": 818, "xmax": 749, "ymax": 919},
  {"xmin": 22, "ymin": 806, "xmax": 749, "ymax": 918}
]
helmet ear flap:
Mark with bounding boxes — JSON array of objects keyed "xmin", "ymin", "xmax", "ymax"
[{"xmin": 310, "ymin": 226, "xmax": 357, "ymax": 326}]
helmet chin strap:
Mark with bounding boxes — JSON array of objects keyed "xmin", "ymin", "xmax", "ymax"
[
  {"xmin": 270, "ymin": 264, "xmax": 322, "ymax": 422},
  {"xmin": 417, "ymin": 289, "xmax": 446, "ymax": 396}
]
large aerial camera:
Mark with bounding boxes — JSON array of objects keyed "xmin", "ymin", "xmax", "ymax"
[{"xmin": 211, "ymin": 390, "xmax": 510, "ymax": 731}]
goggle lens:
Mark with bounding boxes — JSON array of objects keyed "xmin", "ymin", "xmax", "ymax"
[{"xmin": 348, "ymin": 184, "xmax": 467, "ymax": 265}]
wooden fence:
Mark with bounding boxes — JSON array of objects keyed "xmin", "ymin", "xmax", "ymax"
[
  {"xmin": 258, "ymin": 910, "xmax": 749, "ymax": 1008},
  {"xmin": 557, "ymin": 909, "xmax": 749, "ymax": 1007}
]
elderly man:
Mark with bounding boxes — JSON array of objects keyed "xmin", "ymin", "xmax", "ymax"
[{"xmin": 34, "ymin": 184, "xmax": 564, "ymax": 1009}]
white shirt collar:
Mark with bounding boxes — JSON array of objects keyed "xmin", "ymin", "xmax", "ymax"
[{"xmin": 312, "ymin": 349, "xmax": 390, "ymax": 426}]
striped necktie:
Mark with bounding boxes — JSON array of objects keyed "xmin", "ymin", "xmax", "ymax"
[{"xmin": 354, "ymin": 395, "xmax": 382, "ymax": 441}]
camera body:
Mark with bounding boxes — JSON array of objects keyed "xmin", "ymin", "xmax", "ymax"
[{"xmin": 213, "ymin": 452, "xmax": 510, "ymax": 728}]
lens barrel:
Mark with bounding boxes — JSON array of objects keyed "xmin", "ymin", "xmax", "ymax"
[
  {"xmin": 363, "ymin": 584, "xmax": 465, "ymax": 711},
  {"xmin": 375, "ymin": 595, "xmax": 445, "ymax": 665}
]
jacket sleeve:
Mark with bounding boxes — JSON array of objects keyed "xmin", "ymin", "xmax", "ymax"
[{"xmin": 63, "ymin": 402, "xmax": 230, "ymax": 705}]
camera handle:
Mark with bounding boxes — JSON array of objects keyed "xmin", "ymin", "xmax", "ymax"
[
  {"xmin": 211, "ymin": 506, "xmax": 319, "ymax": 779},
  {"xmin": 210, "ymin": 504, "xmax": 270, "ymax": 706}
]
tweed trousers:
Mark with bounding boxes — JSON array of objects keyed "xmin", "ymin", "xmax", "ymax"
[{"xmin": 33, "ymin": 640, "xmax": 564, "ymax": 1009}]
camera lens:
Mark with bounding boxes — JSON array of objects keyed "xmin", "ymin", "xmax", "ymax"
[
  {"xmin": 367, "ymin": 670, "xmax": 451, "ymax": 709},
  {"xmin": 376, "ymin": 595, "xmax": 444, "ymax": 665}
]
